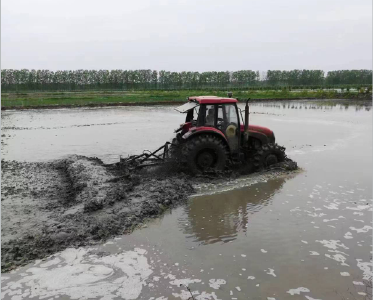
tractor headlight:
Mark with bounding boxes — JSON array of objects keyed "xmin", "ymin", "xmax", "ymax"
[{"xmin": 182, "ymin": 131, "xmax": 192, "ymax": 139}]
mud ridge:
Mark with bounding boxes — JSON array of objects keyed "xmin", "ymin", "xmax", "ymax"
[{"xmin": 1, "ymin": 155, "xmax": 297, "ymax": 272}]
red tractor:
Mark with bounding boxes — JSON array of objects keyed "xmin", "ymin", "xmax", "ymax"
[{"xmin": 171, "ymin": 95, "xmax": 286, "ymax": 173}]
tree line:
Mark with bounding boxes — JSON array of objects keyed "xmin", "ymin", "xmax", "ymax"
[{"xmin": 1, "ymin": 69, "xmax": 371, "ymax": 92}]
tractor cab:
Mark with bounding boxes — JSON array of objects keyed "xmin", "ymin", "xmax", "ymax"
[{"xmin": 175, "ymin": 96, "xmax": 241, "ymax": 153}]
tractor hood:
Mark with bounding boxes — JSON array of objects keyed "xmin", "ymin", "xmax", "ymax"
[
  {"xmin": 241, "ymin": 124, "xmax": 274, "ymax": 136},
  {"xmin": 175, "ymin": 101, "xmax": 199, "ymax": 113}
]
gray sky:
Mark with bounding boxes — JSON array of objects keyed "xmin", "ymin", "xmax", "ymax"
[{"xmin": 1, "ymin": 0, "xmax": 372, "ymax": 71}]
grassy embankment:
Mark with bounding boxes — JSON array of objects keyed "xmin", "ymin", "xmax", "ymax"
[{"xmin": 1, "ymin": 89, "xmax": 371, "ymax": 109}]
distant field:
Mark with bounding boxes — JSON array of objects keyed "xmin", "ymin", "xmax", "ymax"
[{"xmin": 1, "ymin": 89, "xmax": 371, "ymax": 109}]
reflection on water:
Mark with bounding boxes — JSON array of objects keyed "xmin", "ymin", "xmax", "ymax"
[{"xmin": 180, "ymin": 178, "xmax": 286, "ymax": 245}]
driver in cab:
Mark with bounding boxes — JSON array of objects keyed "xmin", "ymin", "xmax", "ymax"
[{"xmin": 206, "ymin": 108, "xmax": 214, "ymax": 126}]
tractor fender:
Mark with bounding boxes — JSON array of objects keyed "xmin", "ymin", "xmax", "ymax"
[
  {"xmin": 182, "ymin": 128, "xmax": 229, "ymax": 148},
  {"xmin": 248, "ymin": 131, "xmax": 270, "ymax": 145}
]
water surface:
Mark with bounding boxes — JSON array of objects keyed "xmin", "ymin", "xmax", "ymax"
[{"xmin": 1, "ymin": 100, "xmax": 372, "ymax": 300}]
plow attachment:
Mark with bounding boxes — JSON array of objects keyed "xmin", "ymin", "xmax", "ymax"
[{"xmin": 119, "ymin": 141, "xmax": 178, "ymax": 169}]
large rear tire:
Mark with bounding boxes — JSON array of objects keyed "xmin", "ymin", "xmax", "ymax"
[
  {"xmin": 183, "ymin": 135, "xmax": 228, "ymax": 174},
  {"xmin": 252, "ymin": 143, "xmax": 286, "ymax": 170}
]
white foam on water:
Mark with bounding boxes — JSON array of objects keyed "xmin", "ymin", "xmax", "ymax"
[
  {"xmin": 196, "ymin": 291, "xmax": 221, "ymax": 300},
  {"xmin": 235, "ymin": 286, "xmax": 241, "ymax": 291},
  {"xmin": 356, "ymin": 259, "xmax": 373, "ymax": 280},
  {"xmin": 346, "ymin": 205, "xmax": 371, "ymax": 211},
  {"xmin": 1, "ymin": 247, "xmax": 153, "ymax": 300},
  {"xmin": 350, "ymin": 226, "xmax": 372, "ymax": 233},
  {"xmin": 308, "ymin": 212, "xmax": 327, "ymax": 218},
  {"xmin": 261, "ymin": 249, "xmax": 268, "ymax": 253},
  {"xmin": 358, "ymin": 292, "xmax": 367, "ymax": 296},
  {"xmin": 286, "ymin": 287, "xmax": 310, "ymax": 295},
  {"xmin": 301, "ymin": 240, "xmax": 308, "ymax": 244},
  {"xmin": 323, "ymin": 219, "xmax": 338, "ymax": 223},
  {"xmin": 267, "ymin": 298, "xmax": 276, "ymax": 300},
  {"xmin": 344, "ymin": 232, "xmax": 353, "ymax": 239},
  {"xmin": 247, "ymin": 276, "xmax": 255, "ymax": 280},
  {"xmin": 328, "ymin": 249, "xmax": 349, "ymax": 256},
  {"xmin": 164, "ymin": 274, "xmax": 176, "ymax": 280},
  {"xmin": 265, "ymin": 268, "xmax": 277, "ymax": 277},
  {"xmin": 305, "ymin": 296, "xmax": 322, "ymax": 300},
  {"xmin": 170, "ymin": 278, "xmax": 202, "ymax": 287},
  {"xmin": 353, "ymin": 281, "xmax": 364, "ymax": 286},
  {"xmin": 309, "ymin": 251, "xmax": 320, "ymax": 256},
  {"xmin": 324, "ymin": 203, "xmax": 339, "ymax": 210},
  {"xmin": 325, "ymin": 254, "xmax": 349, "ymax": 266},
  {"xmin": 340, "ymin": 272, "xmax": 350, "ymax": 276},
  {"xmin": 208, "ymin": 279, "xmax": 226, "ymax": 290},
  {"xmin": 316, "ymin": 240, "xmax": 349, "ymax": 250},
  {"xmin": 353, "ymin": 212, "xmax": 364, "ymax": 216},
  {"xmin": 172, "ymin": 290, "xmax": 199, "ymax": 300}
]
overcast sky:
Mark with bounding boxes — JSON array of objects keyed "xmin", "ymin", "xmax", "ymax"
[{"xmin": 1, "ymin": 0, "xmax": 372, "ymax": 71}]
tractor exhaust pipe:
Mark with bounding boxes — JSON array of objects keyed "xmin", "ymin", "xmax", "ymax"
[{"xmin": 244, "ymin": 98, "xmax": 250, "ymax": 144}]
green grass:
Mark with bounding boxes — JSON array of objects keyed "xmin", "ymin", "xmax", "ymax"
[{"xmin": 1, "ymin": 89, "xmax": 369, "ymax": 109}]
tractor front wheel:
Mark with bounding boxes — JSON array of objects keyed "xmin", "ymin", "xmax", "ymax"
[
  {"xmin": 252, "ymin": 143, "xmax": 286, "ymax": 170},
  {"xmin": 183, "ymin": 135, "xmax": 228, "ymax": 173}
]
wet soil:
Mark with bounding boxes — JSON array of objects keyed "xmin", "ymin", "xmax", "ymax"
[{"xmin": 1, "ymin": 155, "xmax": 297, "ymax": 272}]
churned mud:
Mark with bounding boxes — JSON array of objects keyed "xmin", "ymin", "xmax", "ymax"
[{"xmin": 1, "ymin": 155, "xmax": 297, "ymax": 272}]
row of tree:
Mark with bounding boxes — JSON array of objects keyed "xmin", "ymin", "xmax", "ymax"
[
  {"xmin": 325, "ymin": 70, "xmax": 372, "ymax": 85},
  {"xmin": 1, "ymin": 69, "xmax": 371, "ymax": 91}
]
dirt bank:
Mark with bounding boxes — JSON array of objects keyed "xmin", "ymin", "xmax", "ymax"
[{"xmin": 1, "ymin": 155, "xmax": 297, "ymax": 272}]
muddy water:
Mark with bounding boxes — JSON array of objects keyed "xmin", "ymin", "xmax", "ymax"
[{"xmin": 1, "ymin": 100, "xmax": 372, "ymax": 300}]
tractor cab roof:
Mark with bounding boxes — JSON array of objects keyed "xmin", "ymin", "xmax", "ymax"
[
  {"xmin": 189, "ymin": 96, "xmax": 238, "ymax": 104},
  {"xmin": 174, "ymin": 96, "xmax": 238, "ymax": 113}
]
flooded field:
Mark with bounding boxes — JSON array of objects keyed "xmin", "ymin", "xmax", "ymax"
[{"xmin": 1, "ymin": 100, "xmax": 372, "ymax": 300}]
